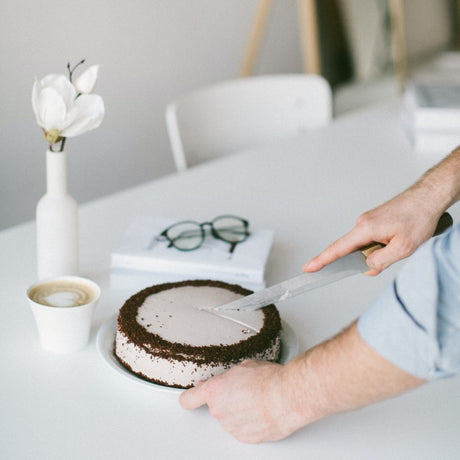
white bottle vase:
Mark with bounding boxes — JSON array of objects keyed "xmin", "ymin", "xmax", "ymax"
[{"xmin": 36, "ymin": 149, "xmax": 79, "ymax": 279}]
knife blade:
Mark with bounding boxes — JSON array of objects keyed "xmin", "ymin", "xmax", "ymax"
[
  {"xmin": 209, "ymin": 212, "xmax": 453, "ymax": 312},
  {"xmin": 209, "ymin": 250, "xmax": 369, "ymax": 312}
]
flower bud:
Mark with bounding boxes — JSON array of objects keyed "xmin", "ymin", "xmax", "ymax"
[{"xmin": 74, "ymin": 65, "xmax": 99, "ymax": 94}]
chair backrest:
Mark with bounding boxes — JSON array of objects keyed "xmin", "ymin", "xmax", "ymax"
[{"xmin": 166, "ymin": 74, "xmax": 332, "ymax": 172}]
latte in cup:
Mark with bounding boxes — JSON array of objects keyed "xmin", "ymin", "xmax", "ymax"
[{"xmin": 28, "ymin": 279, "xmax": 98, "ymax": 307}]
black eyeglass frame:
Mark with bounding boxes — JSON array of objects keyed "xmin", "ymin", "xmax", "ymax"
[{"xmin": 158, "ymin": 215, "xmax": 250, "ymax": 253}]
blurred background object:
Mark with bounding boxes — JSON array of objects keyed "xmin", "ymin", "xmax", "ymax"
[{"xmin": 1, "ymin": 0, "xmax": 458, "ymax": 230}]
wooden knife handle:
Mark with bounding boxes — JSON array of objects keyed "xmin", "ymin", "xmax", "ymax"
[
  {"xmin": 360, "ymin": 212, "xmax": 453, "ymax": 258},
  {"xmin": 360, "ymin": 242, "xmax": 384, "ymax": 258}
]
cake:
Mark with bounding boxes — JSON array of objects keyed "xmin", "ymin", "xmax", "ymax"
[{"xmin": 115, "ymin": 280, "xmax": 281, "ymax": 389}]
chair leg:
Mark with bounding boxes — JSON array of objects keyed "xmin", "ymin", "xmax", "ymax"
[
  {"xmin": 240, "ymin": 0, "xmax": 273, "ymax": 77},
  {"xmin": 457, "ymin": 0, "xmax": 460, "ymax": 49},
  {"xmin": 389, "ymin": 0, "xmax": 407, "ymax": 92},
  {"xmin": 297, "ymin": 0, "xmax": 321, "ymax": 75}
]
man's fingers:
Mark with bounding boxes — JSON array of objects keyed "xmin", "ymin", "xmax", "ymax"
[
  {"xmin": 303, "ymin": 229, "xmax": 372, "ymax": 272},
  {"xmin": 179, "ymin": 381, "xmax": 209, "ymax": 410},
  {"xmin": 366, "ymin": 237, "xmax": 410, "ymax": 274},
  {"xmin": 308, "ymin": 233, "xmax": 411, "ymax": 276}
]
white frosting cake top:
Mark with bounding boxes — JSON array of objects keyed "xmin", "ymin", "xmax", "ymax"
[{"xmin": 136, "ymin": 285, "xmax": 265, "ymax": 346}]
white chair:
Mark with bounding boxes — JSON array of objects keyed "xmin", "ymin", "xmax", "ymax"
[{"xmin": 165, "ymin": 74, "xmax": 332, "ymax": 172}]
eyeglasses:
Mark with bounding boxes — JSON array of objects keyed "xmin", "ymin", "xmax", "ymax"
[{"xmin": 158, "ymin": 215, "xmax": 250, "ymax": 253}]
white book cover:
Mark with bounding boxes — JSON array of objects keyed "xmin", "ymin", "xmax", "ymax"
[
  {"xmin": 111, "ymin": 216, "xmax": 274, "ymax": 284},
  {"xmin": 402, "ymin": 83, "xmax": 460, "ymax": 132}
]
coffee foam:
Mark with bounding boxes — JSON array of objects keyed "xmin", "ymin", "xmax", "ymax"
[{"xmin": 29, "ymin": 280, "xmax": 96, "ymax": 307}]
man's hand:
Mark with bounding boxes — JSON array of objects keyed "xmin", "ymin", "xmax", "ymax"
[
  {"xmin": 304, "ymin": 147, "xmax": 460, "ymax": 275},
  {"xmin": 179, "ymin": 323, "xmax": 424, "ymax": 444},
  {"xmin": 303, "ymin": 191, "xmax": 442, "ymax": 276},
  {"xmin": 179, "ymin": 360, "xmax": 307, "ymax": 444}
]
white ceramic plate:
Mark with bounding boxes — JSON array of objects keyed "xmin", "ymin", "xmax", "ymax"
[{"xmin": 96, "ymin": 314, "xmax": 299, "ymax": 394}]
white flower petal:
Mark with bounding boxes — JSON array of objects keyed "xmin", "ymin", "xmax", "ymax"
[
  {"xmin": 61, "ymin": 94, "xmax": 105, "ymax": 137},
  {"xmin": 37, "ymin": 87, "xmax": 67, "ymax": 131},
  {"xmin": 74, "ymin": 65, "xmax": 99, "ymax": 94},
  {"xmin": 31, "ymin": 78, "xmax": 42, "ymax": 124},
  {"xmin": 61, "ymin": 104, "xmax": 79, "ymax": 131},
  {"xmin": 40, "ymin": 74, "xmax": 76, "ymax": 109}
]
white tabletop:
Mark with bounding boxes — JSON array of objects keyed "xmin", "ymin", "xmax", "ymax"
[{"xmin": 2, "ymin": 102, "xmax": 459, "ymax": 459}]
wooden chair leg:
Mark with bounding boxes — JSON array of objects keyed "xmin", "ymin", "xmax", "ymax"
[
  {"xmin": 240, "ymin": 0, "xmax": 273, "ymax": 77},
  {"xmin": 456, "ymin": 0, "xmax": 460, "ymax": 49},
  {"xmin": 389, "ymin": 0, "xmax": 408, "ymax": 91},
  {"xmin": 297, "ymin": 0, "xmax": 321, "ymax": 74}
]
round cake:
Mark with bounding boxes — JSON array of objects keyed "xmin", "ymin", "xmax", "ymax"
[{"xmin": 115, "ymin": 280, "xmax": 281, "ymax": 389}]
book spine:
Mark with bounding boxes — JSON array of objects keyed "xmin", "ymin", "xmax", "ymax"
[{"xmin": 110, "ymin": 253, "xmax": 264, "ymax": 283}]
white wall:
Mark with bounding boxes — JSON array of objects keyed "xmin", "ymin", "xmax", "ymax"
[{"xmin": 0, "ymin": 0, "xmax": 302, "ymax": 230}]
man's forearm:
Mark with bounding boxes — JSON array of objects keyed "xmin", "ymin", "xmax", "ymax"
[
  {"xmin": 282, "ymin": 322, "xmax": 426, "ymax": 425},
  {"xmin": 411, "ymin": 147, "xmax": 460, "ymax": 215}
]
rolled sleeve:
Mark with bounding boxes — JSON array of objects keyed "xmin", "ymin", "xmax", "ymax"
[{"xmin": 358, "ymin": 223, "xmax": 460, "ymax": 380}]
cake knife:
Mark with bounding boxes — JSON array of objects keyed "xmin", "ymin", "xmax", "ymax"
[{"xmin": 209, "ymin": 212, "xmax": 453, "ymax": 312}]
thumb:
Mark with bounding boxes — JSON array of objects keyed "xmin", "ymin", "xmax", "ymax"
[{"xmin": 179, "ymin": 380, "xmax": 208, "ymax": 410}]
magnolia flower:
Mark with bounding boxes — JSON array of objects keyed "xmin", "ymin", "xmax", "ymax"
[
  {"xmin": 73, "ymin": 65, "xmax": 99, "ymax": 94},
  {"xmin": 32, "ymin": 63, "xmax": 104, "ymax": 148}
]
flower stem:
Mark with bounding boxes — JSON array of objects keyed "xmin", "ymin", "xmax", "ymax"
[
  {"xmin": 59, "ymin": 138, "xmax": 67, "ymax": 152},
  {"xmin": 67, "ymin": 59, "xmax": 86, "ymax": 82}
]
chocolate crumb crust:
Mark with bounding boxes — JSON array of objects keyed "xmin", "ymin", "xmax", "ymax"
[{"xmin": 116, "ymin": 280, "xmax": 281, "ymax": 365}]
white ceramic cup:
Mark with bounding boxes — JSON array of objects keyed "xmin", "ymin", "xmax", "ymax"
[{"xmin": 27, "ymin": 275, "xmax": 101, "ymax": 353}]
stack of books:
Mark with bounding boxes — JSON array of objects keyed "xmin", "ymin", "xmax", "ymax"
[
  {"xmin": 401, "ymin": 81, "xmax": 460, "ymax": 153},
  {"xmin": 110, "ymin": 216, "xmax": 274, "ymax": 292}
]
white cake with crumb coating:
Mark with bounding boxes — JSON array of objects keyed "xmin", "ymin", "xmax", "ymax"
[{"xmin": 115, "ymin": 280, "xmax": 281, "ymax": 389}]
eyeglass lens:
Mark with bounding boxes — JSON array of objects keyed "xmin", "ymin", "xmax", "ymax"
[
  {"xmin": 212, "ymin": 216, "xmax": 248, "ymax": 243},
  {"xmin": 165, "ymin": 222, "xmax": 204, "ymax": 250}
]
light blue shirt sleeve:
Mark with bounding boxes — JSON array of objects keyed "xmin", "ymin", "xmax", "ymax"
[{"xmin": 358, "ymin": 222, "xmax": 460, "ymax": 380}]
